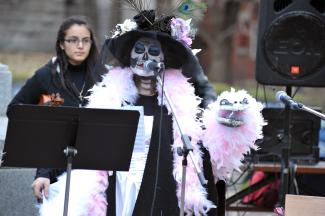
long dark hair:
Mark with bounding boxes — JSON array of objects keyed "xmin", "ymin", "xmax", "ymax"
[{"xmin": 54, "ymin": 15, "xmax": 98, "ymax": 89}]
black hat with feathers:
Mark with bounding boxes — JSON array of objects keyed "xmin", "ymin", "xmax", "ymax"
[
  {"xmin": 94, "ymin": 6, "xmax": 217, "ymax": 108},
  {"xmin": 101, "ymin": 9, "xmax": 191, "ymax": 69}
]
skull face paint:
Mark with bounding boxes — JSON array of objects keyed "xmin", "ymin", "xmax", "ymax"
[{"xmin": 130, "ymin": 37, "xmax": 164, "ymax": 77}]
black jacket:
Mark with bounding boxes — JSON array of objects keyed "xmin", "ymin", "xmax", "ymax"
[{"xmin": 9, "ymin": 58, "xmax": 95, "ymax": 108}]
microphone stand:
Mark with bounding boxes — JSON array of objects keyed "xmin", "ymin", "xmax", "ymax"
[
  {"xmin": 155, "ymin": 73, "xmax": 207, "ymax": 216},
  {"xmin": 63, "ymin": 146, "xmax": 78, "ymax": 216},
  {"xmin": 277, "ymin": 88, "xmax": 325, "ymax": 206},
  {"xmin": 279, "ymin": 86, "xmax": 293, "ymax": 206},
  {"xmin": 294, "ymin": 103, "xmax": 325, "ymax": 120}
]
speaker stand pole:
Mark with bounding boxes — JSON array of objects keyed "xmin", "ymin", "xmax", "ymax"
[{"xmin": 279, "ymin": 86, "xmax": 295, "ymax": 206}]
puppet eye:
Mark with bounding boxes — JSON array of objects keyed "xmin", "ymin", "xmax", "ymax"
[
  {"xmin": 220, "ymin": 99, "xmax": 230, "ymax": 106},
  {"xmin": 241, "ymin": 98, "xmax": 248, "ymax": 104}
]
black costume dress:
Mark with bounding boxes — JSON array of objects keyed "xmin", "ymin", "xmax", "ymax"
[{"xmin": 106, "ymin": 95, "xmax": 219, "ymax": 216}]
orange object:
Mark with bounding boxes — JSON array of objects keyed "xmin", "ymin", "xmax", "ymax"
[
  {"xmin": 38, "ymin": 93, "xmax": 64, "ymax": 106},
  {"xmin": 291, "ymin": 66, "xmax": 300, "ymax": 75}
]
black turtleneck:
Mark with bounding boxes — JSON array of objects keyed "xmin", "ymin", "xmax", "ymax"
[{"xmin": 66, "ymin": 63, "xmax": 87, "ymax": 93}]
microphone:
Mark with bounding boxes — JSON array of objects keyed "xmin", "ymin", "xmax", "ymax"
[
  {"xmin": 275, "ymin": 91, "xmax": 300, "ymax": 109},
  {"xmin": 144, "ymin": 60, "xmax": 164, "ymax": 73}
]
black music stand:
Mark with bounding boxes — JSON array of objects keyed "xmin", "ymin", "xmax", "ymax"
[{"xmin": 2, "ymin": 104, "xmax": 140, "ymax": 216}]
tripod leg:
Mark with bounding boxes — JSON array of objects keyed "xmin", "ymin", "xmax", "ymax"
[{"xmin": 279, "ymin": 148, "xmax": 290, "ymax": 206}]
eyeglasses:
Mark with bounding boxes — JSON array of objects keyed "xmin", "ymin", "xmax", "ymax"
[{"xmin": 64, "ymin": 37, "xmax": 92, "ymax": 46}]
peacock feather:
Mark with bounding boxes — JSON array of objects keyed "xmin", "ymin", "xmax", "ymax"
[
  {"xmin": 121, "ymin": 0, "xmax": 207, "ymax": 22},
  {"xmin": 176, "ymin": 0, "xmax": 207, "ymax": 20}
]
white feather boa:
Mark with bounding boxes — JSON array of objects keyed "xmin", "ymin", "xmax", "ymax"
[
  {"xmin": 39, "ymin": 170, "xmax": 108, "ymax": 216},
  {"xmin": 39, "ymin": 67, "xmax": 264, "ymax": 216}
]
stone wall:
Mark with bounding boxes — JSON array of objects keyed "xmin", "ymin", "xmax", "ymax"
[
  {"xmin": 0, "ymin": 168, "xmax": 38, "ymax": 216},
  {"xmin": 0, "ymin": 0, "xmax": 104, "ymax": 52},
  {"xmin": 0, "ymin": 0, "xmax": 64, "ymax": 51},
  {"xmin": 0, "ymin": 63, "xmax": 11, "ymax": 156},
  {"xmin": 0, "ymin": 64, "xmax": 37, "ymax": 216},
  {"xmin": 0, "ymin": 0, "xmax": 148, "ymax": 52}
]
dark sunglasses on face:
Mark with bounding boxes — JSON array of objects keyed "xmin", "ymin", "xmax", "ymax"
[{"xmin": 134, "ymin": 41, "xmax": 161, "ymax": 56}]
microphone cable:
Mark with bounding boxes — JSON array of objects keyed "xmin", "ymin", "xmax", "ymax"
[
  {"xmin": 149, "ymin": 69, "xmax": 166, "ymax": 216},
  {"xmin": 292, "ymin": 86, "xmax": 300, "ymax": 98},
  {"xmin": 254, "ymin": 83, "xmax": 268, "ymax": 106}
]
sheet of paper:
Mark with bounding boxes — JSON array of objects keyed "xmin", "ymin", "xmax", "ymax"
[{"xmin": 116, "ymin": 106, "xmax": 154, "ymax": 216}]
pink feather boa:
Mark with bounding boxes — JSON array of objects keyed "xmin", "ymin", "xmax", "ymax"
[
  {"xmin": 157, "ymin": 69, "xmax": 216, "ymax": 215},
  {"xmin": 89, "ymin": 67, "xmax": 216, "ymax": 215}
]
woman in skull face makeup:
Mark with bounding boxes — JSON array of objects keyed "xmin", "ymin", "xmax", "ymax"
[
  {"xmin": 131, "ymin": 38, "xmax": 164, "ymax": 76},
  {"xmin": 38, "ymin": 10, "xmax": 221, "ymax": 216},
  {"xmin": 131, "ymin": 37, "xmax": 164, "ymax": 96},
  {"xmin": 92, "ymin": 35, "xmax": 219, "ymax": 215}
]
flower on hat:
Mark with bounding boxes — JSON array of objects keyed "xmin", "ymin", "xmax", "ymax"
[
  {"xmin": 111, "ymin": 19, "xmax": 138, "ymax": 38},
  {"xmin": 170, "ymin": 17, "xmax": 193, "ymax": 47}
]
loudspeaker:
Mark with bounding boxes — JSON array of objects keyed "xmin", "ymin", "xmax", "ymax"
[
  {"xmin": 255, "ymin": 0, "xmax": 325, "ymax": 87},
  {"xmin": 252, "ymin": 105, "xmax": 321, "ymax": 165}
]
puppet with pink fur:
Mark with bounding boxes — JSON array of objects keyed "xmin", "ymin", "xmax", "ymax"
[{"xmin": 202, "ymin": 88, "xmax": 265, "ymax": 181}]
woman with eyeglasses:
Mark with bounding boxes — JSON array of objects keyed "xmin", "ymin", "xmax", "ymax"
[{"xmin": 8, "ymin": 15, "xmax": 99, "ymax": 202}]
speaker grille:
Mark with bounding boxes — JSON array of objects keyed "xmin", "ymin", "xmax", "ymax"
[
  {"xmin": 263, "ymin": 11, "xmax": 325, "ymax": 79},
  {"xmin": 256, "ymin": 0, "xmax": 325, "ymax": 86},
  {"xmin": 310, "ymin": 0, "xmax": 325, "ymax": 13},
  {"xmin": 274, "ymin": 0, "xmax": 293, "ymax": 12}
]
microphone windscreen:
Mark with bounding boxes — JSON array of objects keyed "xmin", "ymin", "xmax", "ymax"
[{"xmin": 275, "ymin": 91, "xmax": 286, "ymax": 102}]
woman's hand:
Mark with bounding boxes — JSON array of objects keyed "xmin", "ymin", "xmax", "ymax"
[{"xmin": 31, "ymin": 177, "xmax": 50, "ymax": 202}]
